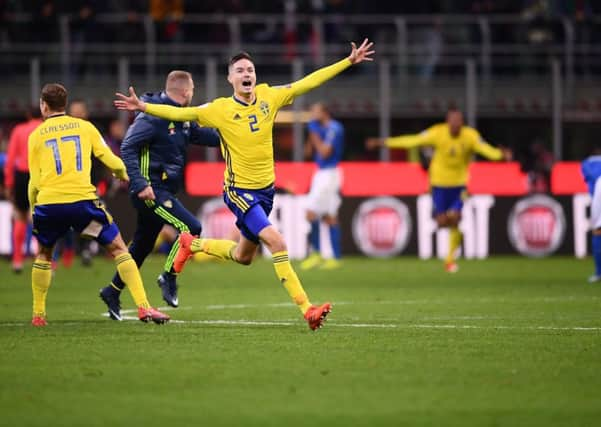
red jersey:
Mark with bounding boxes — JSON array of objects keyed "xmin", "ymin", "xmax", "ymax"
[{"xmin": 4, "ymin": 118, "xmax": 43, "ymax": 189}]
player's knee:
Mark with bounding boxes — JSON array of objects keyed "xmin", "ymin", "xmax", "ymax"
[
  {"xmin": 435, "ymin": 215, "xmax": 448, "ymax": 227},
  {"xmin": 235, "ymin": 252, "xmax": 254, "ymax": 265},
  {"xmin": 594, "ymin": 228, "xmax": 601, "ymax": 236},
  {"xmin": 306, "ymin": 211, "xmax": 317, "ymax": 222},
  {"xmin": 36, "ymin": 245, "xmax": 54, "ymax": 262},
  {"xmin": 323, "ymin": 215, "xmax": 338, "ymax": 225}
]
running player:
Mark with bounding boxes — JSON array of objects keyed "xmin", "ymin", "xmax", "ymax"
[
  {"xmin": 114, "ymin": 39, "xmax": 375, "ymax": 330},
  {"xmin": 99, "ymin": 71, "xmax": 220, "ymax": 321},
  {"xmin": 300, "ymin": 102, "xmax": 344, "ymax": 271},
  {"xmin": 28, "ymin": 83, "xmax": 169, "ymax": 326},
  {"xmin": 366, "ymin": 107, "xmax": 511, "ymax": 272}
]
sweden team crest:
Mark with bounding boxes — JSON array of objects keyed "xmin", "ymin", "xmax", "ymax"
[{"xmin": 260, "ymin": 101, "xmax": 270, "ymax": 116}]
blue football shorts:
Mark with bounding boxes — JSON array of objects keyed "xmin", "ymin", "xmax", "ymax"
[{"xmin": 32, "ymin": 199, "xmax": 120, "ymax": 248}]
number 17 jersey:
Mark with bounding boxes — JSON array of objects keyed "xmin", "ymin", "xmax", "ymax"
[{"xmin": 28, "ymin": 114, "xmax": 112, "ymax": 205}]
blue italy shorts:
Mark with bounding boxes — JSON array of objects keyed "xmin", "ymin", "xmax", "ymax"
[
  {"xmin": 223, "ymin": 186, "xmax": 275, "ymax": 244},
  {"xmin": 32, "ymin": 199, "xmax": 120, "ymax": 248},
  {"xmin": 431, "ymin": 186, "xmax": 466, "ymax": 216}
]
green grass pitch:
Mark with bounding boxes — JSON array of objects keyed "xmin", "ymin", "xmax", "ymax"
[{"xmin": 1, "ymin": 255, "xmax": 600, "ymax": 426}]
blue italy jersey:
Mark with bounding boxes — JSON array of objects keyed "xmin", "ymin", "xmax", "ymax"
[
  {"xmin": 582, "ymin": 155, "xmax": 601, "ymax": 195},
  {"xmin": 307, "ymin": 119, "xmax": 344, "ymax": 169}
]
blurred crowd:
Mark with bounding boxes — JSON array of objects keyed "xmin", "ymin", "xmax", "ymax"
[{"xmin": 0, "ymin": 0, "xmax": 599, "ymax": 46}]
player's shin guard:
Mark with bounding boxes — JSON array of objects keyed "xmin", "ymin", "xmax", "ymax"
[
  {"xmin": 115, "ymin": 253, "xmax": 150, "ymax": 309},
  {"xmin": 192, "ymin": 238, "xmax": 236, "ymax": 261},
  {"xmin": 31, "ymin": 260, "xmax": 52, "ymax": 316},
  {"xmin": 592, "ymin": 234, "xmax": 601, "ymax": 276},
  {"xmin": 12, "ymin": 219, "xmax": 27, "ymax": 267},
  {"xmin": 272, "ymin": 251, "xmax": 311, "ymax": 314},
  {"xmin": 446, "ymin": 227, "xmax": 462, "ymax": 264},
  {"xmin": 329, "ymin": 224, "xmax": 342, "ymax": 259}
]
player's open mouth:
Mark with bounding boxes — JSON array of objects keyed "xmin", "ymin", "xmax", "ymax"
[{"xmin": 242, "ymin": 81, "xmax": 252, "ymax": 87}]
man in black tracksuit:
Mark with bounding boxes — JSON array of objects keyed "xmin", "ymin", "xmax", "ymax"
[{"xmin": 100, "ymin": 71, "xmax": 220, "ymax": 320}]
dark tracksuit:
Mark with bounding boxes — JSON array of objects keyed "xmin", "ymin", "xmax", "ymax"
[{"xmin": 111, "ymin": 92, "xmax": 220, "ymax": 289}]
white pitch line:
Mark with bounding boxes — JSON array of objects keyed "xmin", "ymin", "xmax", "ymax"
[
  {"xmin": 3, "ymin": 317, "xmax": 601, "ymax": 331},
  {"xmin": 109, "ymin": 316, "xmax": 601, "ymax": 331}
]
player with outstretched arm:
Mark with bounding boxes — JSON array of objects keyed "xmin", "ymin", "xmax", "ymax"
[{"xmin": 115, "ymin": 39, "xmax": 374, "ymax": 330}]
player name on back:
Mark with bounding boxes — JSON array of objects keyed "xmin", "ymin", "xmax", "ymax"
[{"xmin": 39, "ymin": 121, "xmax": 80, "ymax": 135}]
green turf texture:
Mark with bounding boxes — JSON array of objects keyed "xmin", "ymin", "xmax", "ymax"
[{"xmin": 1, "ymin": 256, "xmax": 600, "ymax": 427}]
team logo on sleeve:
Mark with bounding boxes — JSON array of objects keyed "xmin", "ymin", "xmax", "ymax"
[
  {"xmin": 260, "ymin": 101, "xmax": 270, "ymax": 116},
  {"xmin": 507, "ymin": 195, "xmax": 566, "ymax": 257}
]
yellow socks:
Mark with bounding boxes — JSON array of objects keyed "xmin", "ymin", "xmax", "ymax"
[
  {"xmin": 446, "ymin": 227, "xmax": 462, "ymax": 264},
  {"xmin": 32, "ymin": 259, "xmax": 52, "ymax": 317},
  {"xmin": 272, "ymin": 251, "xmax": 311, "ymax": 314},
  {"xmin": 115, "ymin": 253, "xmax": 150, "ymax": 309},
  {"xmin": 192, "ymin": 238, "xmax": 236, "ymax": 262}
]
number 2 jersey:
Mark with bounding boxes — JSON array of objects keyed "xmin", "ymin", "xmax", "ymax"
[
  {"xmin": 28, "ymin": 114, "xmax": 127, "ymax": 206},
  {"xmin": 144, "ymin": 58, "xmax": 353, "ymax": 190}
]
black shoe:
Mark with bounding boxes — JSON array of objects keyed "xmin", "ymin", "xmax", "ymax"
[
  {"xmin": 157, "ymin": 273, "xmax": 179, "ymax": 308},
  {"xmin": 99, "ymin": 286, "xmax": 122, "ymax": 321}
]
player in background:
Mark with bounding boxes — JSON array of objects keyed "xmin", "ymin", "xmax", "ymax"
[
  {"xmin": 581, "ymin": 153, "xmax": 601, "ymax": 283},
  {"xmin": 115, "ymin": 38, "xmax": 375, "ymax": 330},
  {"xmin": 28, "ymin": 83, "xmax": 169, "ymax": 326},
  {"xmin": 4, "ymin": 107, "xmax": 42, "ymax": 272},
  {"xmin": 99, "ymin": 71, "xmax": 220, "ymax": 321},
  {"xmin": 366, "ymin": 107, "xmax": 511, "ymax": 273},
  {"xmin": 300, "ymin": 102, "xmax": 344, "ymax": 271}
]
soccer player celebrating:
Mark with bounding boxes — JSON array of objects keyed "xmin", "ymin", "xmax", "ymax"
[
  {"xmin": 366, "ymin": 107, "xmax": 511, "ymax": 273},
  {"xmin": 99, "ymin": 71, "xmax": 220, "ymax": 321},
  {"xmin": 115, "ymin": 38, "xmax": 375, "ymax": 330},
  {"xmin": 28, "ymin": 83, "xmax": 170, "ymax": 326},
  {"xmin": 300, "ymin": 102, "xmax": 345, "ymax": 271}
]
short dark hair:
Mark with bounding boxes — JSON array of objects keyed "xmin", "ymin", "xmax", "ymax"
[
  {"xmin": 447, "ymin": 105, "xmax": 462, "ymax": 114},
  {"xmin": 229, "ymin": 51, "xmax": 253, "ymax": 69},
  {"xmin": 41, "ymin": 83, "xmax": 68, "ymax": 111}
]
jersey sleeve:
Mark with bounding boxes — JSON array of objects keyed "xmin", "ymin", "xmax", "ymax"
[
  {"xmin": 386, "ymin": 126, "xmax": 437, "ymax": 149},
  {"xmin": 307, "ymin": 120, "xmax": 320, "ymax": 135},
  {"xmin": 27, "ymin": 134, "xmax": 40, "ymax": 207},
  {"xmin": 271, "ymin": 58, "xmax": 353, "ymax": 108},
  {"xmin": 145, "ymin": 102, "xmax": 218, "ymax": 128},
  {"xmin": 89, "ymin": 123, "xmax": 129, "ymax": 180},
  {"xmin": 120, "ymin": 115, "xmax": 155, "ymax": 194},
  {"xmin": 471, "ymin": 131, "xmax": 503, "ymax": 160}
]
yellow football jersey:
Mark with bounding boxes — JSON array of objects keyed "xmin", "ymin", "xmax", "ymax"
[
  {"xmin": 28, "ymin": 114, "xmax": 126, "ymax": 206},
  {"xmin": 190, "ymin": 84, "xmax": 297, "ymax": 189},
  {"xmin": 386, "ymin": 123, "xmax": 503, "ymax": 187},
  {"xmin": 144, "ymin": 58, "xmax": 352, "ymax": 190}
]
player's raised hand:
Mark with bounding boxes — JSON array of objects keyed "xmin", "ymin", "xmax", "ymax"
[
  {"xmin": 501, "ymin": 146, "xmax": 513, "ymax": 161},
  {"xmin": 365, "ymin": 137, "xmax": 384, "ymax": 150},
  {"xmin": 114, "ymin": 86, "xmax": 146, "ymax": 112},
  {"xmin": 348, "ymin": 38, "xmax": 375, "ymax": 64}
]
